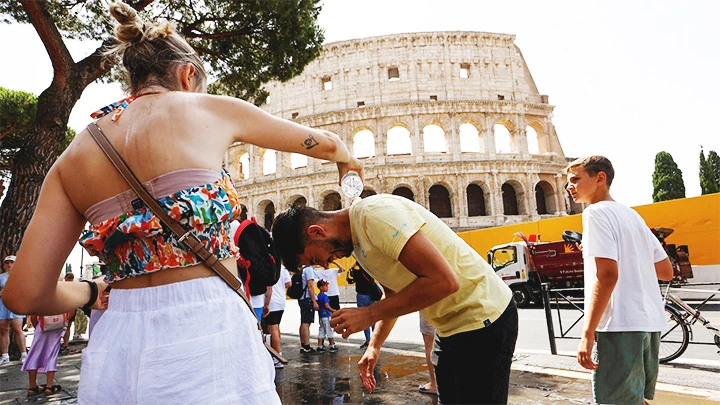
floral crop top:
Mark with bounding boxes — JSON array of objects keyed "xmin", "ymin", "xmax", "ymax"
[{"xmin": 79, "ymin": 170, "xmax": 242, "ymax": 283}]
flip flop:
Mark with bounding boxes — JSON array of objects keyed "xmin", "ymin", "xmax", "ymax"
[{"xmin": 418, "ymin": 383, "xmax": 437, "ymax": 395}]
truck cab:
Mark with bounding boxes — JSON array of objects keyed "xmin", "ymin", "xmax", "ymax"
[{"xmin": 488, "ymin": 242, "xmax": 536, "ymax": 306}]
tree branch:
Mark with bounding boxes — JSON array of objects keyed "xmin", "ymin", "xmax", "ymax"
[
  {"xmin": 184, "ymin": 29, "xmax": 251, "ymax": 40},
  {"xmin": 19, "ymin": 0, "xmax": 75, "ymax": 85}
]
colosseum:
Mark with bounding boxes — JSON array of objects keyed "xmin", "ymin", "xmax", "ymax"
[{"xmin": 225, "ymin": 31, "xmax": 581, "ymax": 231}]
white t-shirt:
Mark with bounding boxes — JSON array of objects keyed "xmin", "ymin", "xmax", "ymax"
[
  {"xmin": 250, "ymin": 293, "xmax": 265, "ymax": 308},
  {"xmin": 582, "ymin": 201, "xmax": 668, "ymax": 332},
  {"xmin": 301, "ymin": 266, "xmax": 316, "ymax": 300},
  {"xmin": 268, "ymin": 267, "xmax": 292, "ymax": 312},
  {"xmin": 314, "ymin": 268, "xmax": 340, "ymax": 297}
]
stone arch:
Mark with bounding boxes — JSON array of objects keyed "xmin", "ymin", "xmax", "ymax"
[
  {"xmin": 353, "ymin": 128, "xmax": 376, "ymax": 158},
  {"xmin": 262, "ymin": 149, "xmax": 276, "ymax": 175},
  {"xmin": 422, "ymin": 123, "xmax": 447, "ymax": 153},
  {"xmin": 429, "ymin": 184, "xmax": 452, "ymax": 218},
  {"xmin": 239, "ymin": 204, "xmax": 248, "ymax": 221},
  {"xmin": 494, "ymin": 122, "xmax": 513, "ymax": 154},
  {"xmin": 290, "ymin": 153, "xmax": 308, "ymax": 169},
  {"xmin": 501, "ymin": 181, "xmax": 525, "ymax": 215},
  {"xmin": 467, "ymin": 182, "xmax": 490, "ymax": 216},
  {"xmin": 392, "ymin": 185, "xmax": 415, "ymax": 201},
  {"xmin": 387, "ymin": 124, "xmax": 412, "ymax": 155},
  {"xmin": 286, "ymin": 194, "xmax": 307, "ymax": 208},
  {"xmin": 321, "ymin": 191, "xmax": 342, "ymax": 211},
  {"xmin": 526, "ymin": 125, "xmax": 540, "ymax": 155},
  {"xmin": 257, "ymin": 199, "xmax": 276, "ymax": 230},
  {"xmin": 238, "ymin": 152, "xmax": 250, "ymax": 179},
  {"xmin": 535, "ymin": 180, "xmax": 556, "ymax": 215},
  {"xmin": 527, "ymin": 120, "xmax": 547, "ymax": 154},
  {"xmin": 360, "ymin": 188, "xmax": 377, "ymax": 198},
  {"xmin": 459, "ymin": 122, "xmax": 481, "ymax": 153}
]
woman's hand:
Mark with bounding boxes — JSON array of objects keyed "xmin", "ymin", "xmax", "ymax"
[
  {"xmin": 336, "ymin": 157, "xmax": 364, "ymax": 186},
  {"xmin": 92, "ymin": 278, "xmax": 110, "ymax": 310}
]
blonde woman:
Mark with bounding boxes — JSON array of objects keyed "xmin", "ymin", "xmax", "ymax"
[{"xmin": 2, "ymin": 1, "xmax": 362, "ymax": 403}]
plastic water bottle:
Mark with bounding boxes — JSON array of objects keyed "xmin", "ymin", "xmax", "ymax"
[{"xmin": 341, "ymin": 171, "xmax": 363, "ymax": 203}]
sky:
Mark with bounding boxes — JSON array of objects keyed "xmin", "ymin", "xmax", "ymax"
[{"xmin": 1, "ymin": 0, "xmax": 718, "ymax": 272}]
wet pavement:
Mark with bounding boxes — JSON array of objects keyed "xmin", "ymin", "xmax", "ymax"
[{"xmin": 1, "ymin": 333, "xmax": 719, "ymax": 404}]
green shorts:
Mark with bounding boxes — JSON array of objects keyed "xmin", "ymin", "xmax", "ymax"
[{"xmin": 592, "ymin": 331, "xmax": 660, "ymax": 404}]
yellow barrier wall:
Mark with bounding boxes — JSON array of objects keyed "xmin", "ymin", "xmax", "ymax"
[{"xmin": 458, "ymin": 193, "xmax": 720, "ymax": 266}]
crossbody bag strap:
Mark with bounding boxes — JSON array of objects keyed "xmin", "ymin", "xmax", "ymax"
[{"xmin": 86, "ymin": 122, "xmax": 286, "ymax": 364}]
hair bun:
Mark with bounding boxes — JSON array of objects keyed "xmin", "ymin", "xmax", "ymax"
[{"xmin": 109, "ymin": 1, "xmax": 144, "ymax": 44}]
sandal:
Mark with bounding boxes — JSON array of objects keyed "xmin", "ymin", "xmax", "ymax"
[
  {"xmin": 44, "ymin": 384, "xmax": 62, "ymax": 395},
  {"xmin": 418, "ymin": 383, "xmax": 437, "ymax": 395},
  {"xmin": 27, "ymin": 386, "xmax": 44, "ymax": 397}
]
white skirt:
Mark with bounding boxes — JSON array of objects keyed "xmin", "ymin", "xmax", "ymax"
[{"xmin": 78, "ymin": 277, "xmax": 280, "ymax": 405}]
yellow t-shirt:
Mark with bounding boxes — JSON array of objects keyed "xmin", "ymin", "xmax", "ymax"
[{"xmin": 349, "ymin": 194, "xmax": 513, "ymax": 337}]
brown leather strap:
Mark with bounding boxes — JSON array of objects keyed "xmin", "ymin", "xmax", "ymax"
[{"xmin": 86, "ymin": 122, "xmax": 287, "ymax": 364}]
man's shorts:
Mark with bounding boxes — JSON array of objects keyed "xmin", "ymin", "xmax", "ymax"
[
  {"xmin": 298, "ymin": 298, "xmax": 315, "ymax": 324},
  {"xmin": 593, "ymin": 331, "xmax": 660, "ymax": 404},
  {"xmin": 264, "ymin": 310, "xmax": 284, "ymax": 326}
]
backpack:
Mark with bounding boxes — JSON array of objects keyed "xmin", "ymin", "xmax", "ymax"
[
  {"xmin": 40, "ymin": 313, "xmax": 68, "ymax": 332},
  {"xmin": 286, "ymin": 271, "xmax": 306, "ymax": 299},
  {"xmin": 234, "ymin": 217, "xmax": 282, "ymax": 297}
]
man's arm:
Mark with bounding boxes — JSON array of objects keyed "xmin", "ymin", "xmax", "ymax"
[
  {"xmin": 357, "ymin": 287, "xmax": 399, "ymax": 393},
  {"xmin": 578, "ymin": 257, "xmax": 618, "ymax": 370},
  {"xmin": 655, "ymin": 258, "xmax": 673, "ymax": 281},
  {"xmin": 262, "ymin": 286, "xmax": 272, "ymax": 317},
  {"xmin": 307, "ymin": 279, "xmax": 318, "ymax": 310}
]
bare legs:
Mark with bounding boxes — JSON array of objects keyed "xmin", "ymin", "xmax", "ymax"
[
  {"xmin": 0, "ymin": 318, "xmax": 26, "ymax": 356},
  {"xmin": 421, "ymin": 332, "xmax": 437, "ymax": 392}
]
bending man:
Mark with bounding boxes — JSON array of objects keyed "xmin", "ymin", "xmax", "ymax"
[{"xmin": 272, "ymin": 194, "xmax": 518, "ymax": 404}]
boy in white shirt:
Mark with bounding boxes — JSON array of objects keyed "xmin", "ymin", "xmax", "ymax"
[{"xmin": 566, "ymin": 156, "xmax": 673, "ymax": 405}]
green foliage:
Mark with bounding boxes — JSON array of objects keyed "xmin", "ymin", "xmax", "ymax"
[
  {"xmin": 652, "ymin": 151, "xmax": 686, "ymax": 202},
  {"xmin": 707, "ymin": 151, "xmax": 720, "ymax": 191},
  {"xmin": 0, "ymin": 87, "xmax": 76, "ymax": 178},
  {"xmin": 1, "ymin": 0, "xmax": 325, "ymax": 104},
  {"xmin": 699, "ymin": 149, "xmax": 719, "ymax": 195}
]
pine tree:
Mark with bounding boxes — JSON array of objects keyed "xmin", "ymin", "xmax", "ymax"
[
  {"xmin": 652, "ymin": 151, "xmax": 686, "ymax": 202},
  {"xmin": 699, "ymin": 149, "xmax": 720, "ymax": 195}
]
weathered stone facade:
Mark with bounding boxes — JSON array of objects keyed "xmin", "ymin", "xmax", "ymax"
[{"xmin": 226, "ymin": 31, "xmax": 579, "ymax": 231}]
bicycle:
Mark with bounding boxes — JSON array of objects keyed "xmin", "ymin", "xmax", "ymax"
[{"xmin": 659, "ymin": 283, "xmax": 720, "ymax": 363}]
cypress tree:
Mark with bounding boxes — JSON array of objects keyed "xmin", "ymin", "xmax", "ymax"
[
  {"xmin": 699, "ymin": 149, "xmax": 720, "ymax": 195},
  {"xmin": 652, "ymin": 151, "xmax": 686, "ymax": 202}
]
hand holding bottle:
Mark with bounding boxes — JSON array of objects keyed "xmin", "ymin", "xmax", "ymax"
[{"xmin": 336, "ymin": 156, "xmax": 364, "ymax": 187}]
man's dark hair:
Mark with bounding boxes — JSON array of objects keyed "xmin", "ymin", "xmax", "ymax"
[
  {"xmin": 565, "ymin": 155, "xmax": 615, "ymax": 187},
  {"xmin": 271, "ymin": 205, "xmax": 325, "ymax": 272}
]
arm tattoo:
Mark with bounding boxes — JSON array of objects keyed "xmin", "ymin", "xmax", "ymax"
[{"xmin": 303, "ymin": 134, "xmax": 319, "ymax": 150}]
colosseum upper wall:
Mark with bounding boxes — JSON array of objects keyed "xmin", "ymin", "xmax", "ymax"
[{"xmin": 226, "ymin": 31, "xmax": 582, "ymax": 232}]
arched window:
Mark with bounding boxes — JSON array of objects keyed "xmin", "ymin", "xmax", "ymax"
[
  {"xmin": 459, "ymin": 123, "xmax": 481, "ymax": 153},
  {"xmin": 467, "ymin": 184, "xmax": 487, "ymax": 216},
  {"xmin": 423, "ymin": 124, "xmax": 447, "ymax": 153},
  {"xmin": 535, "ymin": 181, "xmax": 556, "ymax": 215},
  {"xmin": 392, "ymin": 186, "xmax": 414, "ymax": 201},
  {"xmin": 239, "ymin": 204, "xmax": 248, "ymax": 221},
  {"xmin": 360, "ymin": 189, "xmax": 377, "ymax": 198},
  {"xmin": 494, "ymin": 125, "xmax": 512, "ymax": 154},
  {"xmin": 322, "ymin": 192, "xmax": 342, "ymax": 211},
  {"xmin": 292, "ymin": 196, "xmax": 307, "ymax": 207},
  {"xmin": 429, "ymin": 185, "xmax": 452, "ymax": 218},
  {"xmin": 290, "ymin": 153, "xmax": 308, "ymax": 169},
  {"xmin": 526, "ymin": 126, "xmax": 540, "ymax": 155},
  {"xmin": 239, "ymin": 153, "xmax": 249, "ymax": 179},
  {"xmin": 263, "ymin": 150, "xmax": 276, "ymax": 175},
  {"xmin": 353, "ymin": 129, "xmax": 376, "ymax": 158},
  {"xmin": 387, "ymin": 126, "xmax": 412, "ymax": 155},
  {"xmin": 264, "ymin": 202, "xmax": 275, "ymax": 230},
  {"xmin": 502, "ymin": 183, "xmax": 519, "ymax": 215}
]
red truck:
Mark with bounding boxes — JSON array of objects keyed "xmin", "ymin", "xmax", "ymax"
[{"xmin": 488, "ymin": 228, "xmax": 692, "ymax": 307}]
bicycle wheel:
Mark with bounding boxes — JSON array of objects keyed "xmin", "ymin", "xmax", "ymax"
[{"xmin": 659, "ymin": 305, "xmax": 690, "ymax": 363}]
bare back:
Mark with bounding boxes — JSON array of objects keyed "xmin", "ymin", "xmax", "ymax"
[{"xmin": 58, "ymin": 92, "xmax": 235, "ymax": 217}]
